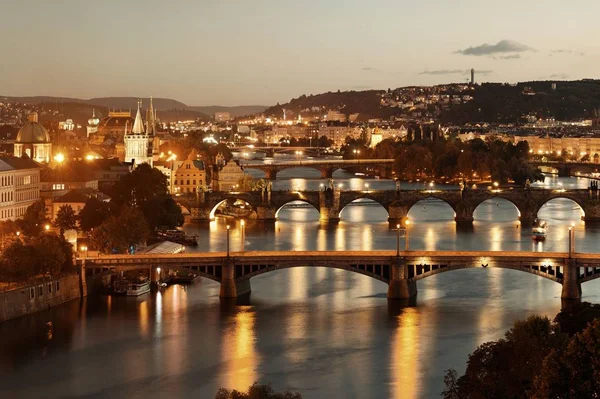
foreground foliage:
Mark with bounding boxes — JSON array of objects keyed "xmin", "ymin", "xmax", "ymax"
[
  {"xmin": 215, "ymin": 383, "xmax": 302, "ymax": 399},
  {"xmin": 442, "ymin": 303, "xmax": 600, "ymax": 399}
]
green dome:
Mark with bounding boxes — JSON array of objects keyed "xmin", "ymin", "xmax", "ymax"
[{"xmin": 16, "ymin": 121, "xmax": 50, "ymax": 143}]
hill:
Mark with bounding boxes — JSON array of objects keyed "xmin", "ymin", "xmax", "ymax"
[
  {"xmin": 260, "ymin": 80, "xmax": 600, "ymax": 124},
  {"xmin": 189, "ymin": 105, "xmax": 268, "ymax": 118}
]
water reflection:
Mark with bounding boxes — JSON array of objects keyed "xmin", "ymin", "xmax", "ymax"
[
  {"xmin": 220, "ymin": 307, "xmax": 259, "ymax": 392},
  {"xmin": 391, "ymin": 308, "xmax": 420, "ymax": 399}
]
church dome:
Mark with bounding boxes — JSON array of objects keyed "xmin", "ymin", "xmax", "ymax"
[
  {"xmin": 16, "ymin": 112, "xmax": 50, "ymax": 143},
  {"xmin": 88, "ymin": 109, "xmax": 100, "ymax": 127}
]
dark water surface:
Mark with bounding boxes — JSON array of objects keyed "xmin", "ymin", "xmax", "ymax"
[{"xmin": 1, "ymin": 172, "xmax": 599, "ymax": 399}]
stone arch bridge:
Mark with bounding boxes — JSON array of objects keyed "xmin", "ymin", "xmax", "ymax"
[
  {"xmin": 178, "ymin": 187, "xmax": 600, "ymax": 225},
  {"xmin": 240, "ymin": 159, "xmax": 394, "ymax": 179},
  {"xmin": 81, "ymin": 250, "xmax": 600, "ymax": 301}
]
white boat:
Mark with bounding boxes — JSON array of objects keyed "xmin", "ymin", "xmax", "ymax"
[
  {"xmin": 532, "ymin": 220, "xmax": 548, "ymax": 241},
  {"xmin": 126, "ymin": 281, "xmax": 151, "ymax": 296}
]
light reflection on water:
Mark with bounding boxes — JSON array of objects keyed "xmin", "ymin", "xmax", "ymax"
[{"xmin": 2, "ymin": 174, "xmax": 600, "ymax": 399}]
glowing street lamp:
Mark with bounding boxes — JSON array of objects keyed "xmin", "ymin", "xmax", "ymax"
[
  {"xmin": 226, "ymin": 225, "xmax": 231, "ymax": 257},
  {"xmin": 45, "ymin": 224, "xmax": 50, "ymax": 232},
  {"xmin": 80, "ymin": 245, "xmax": 88, "ymax": 257},
  {"xmin": 396, "ymin": 223, "xmax": 401, "ymax": 256},
  {"xmin": 240, "ymin": 220, "xmax": 245, "ymax": 252},
  {"xmin": 54, "ymin": 153, "xmax": 65, "ymax": 163},
  {"xmin": 405, "ymin": 219, "xmax": 411, "ymax": 251}
]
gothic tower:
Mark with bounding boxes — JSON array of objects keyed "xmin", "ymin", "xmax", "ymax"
[{"xmin": 124, "ymin": 100, "xmax": 153, "ymax": 167}]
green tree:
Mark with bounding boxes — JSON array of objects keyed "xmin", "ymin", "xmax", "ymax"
[
  {"xmin": 215, "ymin": 383, "xmax": 302, "ymax": 399},
  {"xmin": 442, "ymin": 315, "xmax": 566, "ymax": 399},
  {"xmin": 54, "ymin": 205, "xmax": 78, "ymax": 235},
  {"xmin": 0, "ymin": 240, "xmax": 36, "ymax": 282},
  {"xmin": 532, "ymin": 319, "xmax": 600, "ymax": 398},
  {"xmin": 32, "ymin": 234, "xmax": 67, "ymax": 276},
  {"xmin": 141, "ymin": 196, "xmax": 183, "ymax": 230},
  {"xmin": 17, "ymin": 199, "xmax": 48, "ymax": 237},
  {"xmin": 79, "ymin": 198, "xmax": 111, "ymax": 232},
  {"xmin": 91, "ymin": 206, "xmax": 150, "ymax": 254},
  {"xmin": 111, "ymin": 163, "xmax": 169, "ymax": 210}
]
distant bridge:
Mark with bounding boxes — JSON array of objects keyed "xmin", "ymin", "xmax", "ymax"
[
  {"xmin": 239, "ymin": 159, "xmax": 395, "ymax": 179},
  {"xmin": 81, "ymin": 250, "xmax": 599, "ymax": 300},
  {"xmin": 531, "ymin": 161, "xmax": 600, "ymax": 177},
  {"xmin": 178, "ymin": 187, "xmax": 600, "ymax": 225}
]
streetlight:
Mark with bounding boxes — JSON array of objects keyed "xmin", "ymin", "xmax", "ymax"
[
  {"xmin": 80, "ymin": 245, "xmax": 88, "ymax": 257},
  {"xmin": 226, "ymin": 225, "xmax": 231, "ymax": 257},
  {"xmin": 365, "ymin": 183, "xmax": 369, "ymax": 191},
  {"xmin": 396, "ymin": 223, "xmax": 401, "ymax": 256},
  {"xmin": 240, "ymin": 220, "xmax": 245, "ymax": 252},
  {"xmin": 45, "ymin": 224, "xmax": 50, "ymax": 232},
  {"xmin": 156, "ymin": 267, "xmax": 161, "ymax": 283},
  {"xmin": 405, "ymin": 219, "xmax": 411, "ymax": 251},
  {"xmin": 493, "ymin": 182, "xmax": 499, "ymax": 188},
  {"xmin": 16, "ymin": 231, "xmax": 20, "ymax": 238}
]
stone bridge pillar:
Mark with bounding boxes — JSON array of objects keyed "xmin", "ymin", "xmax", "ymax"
[
  {"xmin": 190, "ymin": 207, "xmax": 212, "ymax": 223},
  {"xmin": 561, "ymin": 259, "xmax": 582, "ymax": 300},
  {"xmin": 320, "ymin": 167, "xmax": 334, "ymax": 179},
  {"xmin": 256, "ymin": 204, "xmax": 276, "ymax": 221},
  {"xmin": 220, "ymin": 258, "xmax": 252, "ymax": 298},
  {"xmin": 558, "ymin": 165, "xmax": 572, "ymax": 177},
  {"xmin": 454, "ymin": 203, "xmax": 474, "ymax": 225},
  {"xmin": 518, "ymin": 206, "xmax": 537, "ymax": 226},
  {"xmin": 319, "ymin": 189, "xmax": 340, "ymax": 222},
  {"xmin": 265, "ymin": 168, "xmax": 277, "ymax": 180},
  {"xmin": 387, "ymin": 257, "xmax": 417, "ymax": 299},
  {"xmin": 388, "ymin": 202, "xmax": 409, "ymax": 227},
  {"xmin": 583, "ymin": 202, "xmax": 600, "ymax": 223}
]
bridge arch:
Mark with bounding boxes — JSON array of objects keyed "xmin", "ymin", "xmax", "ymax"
[
  {"xmin": 235, "ymin": 263, "xmax": 390, "ymax": 284},
  {"xmin": 338, "ymin": 198, "xmax": 389, "ymax": 221},
  {"xmin": 537, "ymin": 196, "xmax": 586, "ymax": 221},
  {"xmin": 209, "ymin": 198, "xmax": 256, "ymax": 220},
  {"xmin": 406, "ymin": 197, "xmax": 457, "ymax": 220},
  {"xmin": 274, "ymin": 199, "xmax": 321, "ymax": 219},
  {"xmin": 473, "ymin": 197, "xmax": 522, "ymax": 221},
  {"xmin": 275, "ymin": 166, "xmax": 323, "ymax": 179},
  {"xmin": 409, "ymin": 263, "xmax": 563, "ymax": 284}
]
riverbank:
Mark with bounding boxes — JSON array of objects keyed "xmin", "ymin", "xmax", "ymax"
[{"xmin": 0, "ymin": 269, "xmax": 86, "ymax": 323}]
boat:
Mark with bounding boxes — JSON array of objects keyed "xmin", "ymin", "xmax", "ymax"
[
  {"xmin": 532, "ymin": 220, "xmax": 548, "ymax": 241},
  {"xmin": 112, "ymin": 279, "xmax": 129, "ymax": 295},
  {"xmin": 167, "ymin": 271, "xmax": 201, "ymax": 285},
  {"xmin": 157, "ymin": 229, "xmax": 198, "ymax": 246},
  {"xmin": 126, "ymin": 280, "xmax": 151, "ymax": 296}
]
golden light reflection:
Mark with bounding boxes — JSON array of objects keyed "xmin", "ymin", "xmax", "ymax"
[
  {"xmin": 294, "ymin": 226, "xmax": 306, "ymax": 250},
  {"xmin": 489, "ymin": 225, "xmax": 502, "ymax": 252},
  {"xmin": 362, "ymin": 227, "xmax": 373, "ymax": 251},
  {"xmin": 290, "ymin": 266, "xmax": 307, "ymax": 301},
  {"xmin": 477, "ymin": 268, "xmax": 504, "ymax": 343},
  {"xmin": 424, "ymin": 227, "xmax": 436, "ymax": 251},
  {"xmin": 139, "ymin": 300, "xmax": 149, "ymax": 338},
  {"xmin": 391, "ymin": 308, "xmax": 420, "ymax": 399},
  {"xmin": 335, "ymin": 224, "xmax": 346, "ymax": 251},
  {"xmin": 220, "ymin": 308, "xmax": 259, "ymax": 392}
]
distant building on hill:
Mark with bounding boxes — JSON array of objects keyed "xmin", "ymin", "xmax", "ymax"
[{"xmin": 0, "ymin": 156, "xmax": 41, "ymax": 221}]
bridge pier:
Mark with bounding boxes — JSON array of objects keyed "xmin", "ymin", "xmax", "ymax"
[
  {"xmin": 388, "ymin": 202, "xmax": 408, "ymax": 227},
  {"xmin": 319, "ymin": 190, "xmax": 341, "ymax": 223},
  {"xmin": 256, "ymin": 204, "xmax": 277, "ymax": 221},
  {"xmin": 561, "ymin": 261, "xmax": 582, "ymax": 300},
  {"xmin": 320, "ymin": 167, "xmax": 334, "ymax": 179},
  {"xmin": 387, "ymin": 258, "xmax": 417, "ymax": 299},
  {"xmin": 220, "ymin": 259, "xmax": 252, "ymax": 298}
]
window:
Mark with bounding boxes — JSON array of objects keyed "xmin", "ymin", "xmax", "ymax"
[
  {"xmin": 30, "ymin": 287, "xmax": 35, "ymax": 299},
  {"xmin": 52, "ymin": 184, "xmax": 65, "ymax": 190},
  {"xmin": 47, "ymin": 283, "xmax": 52, "ymax": 294},
  {"xmin": 38, "ymin": 285, "xmax": 43, "ymax": 296},
  {"xmin": 56, "ymin": 281, "xmax": 60, "ymax": 291},
  {"xmin": 24, "ymin": 175, "xmax": 31, "ymax": 185},
  {"xmin": 187, "ymin": 180, "xmax": 190, "ymax": 185}
]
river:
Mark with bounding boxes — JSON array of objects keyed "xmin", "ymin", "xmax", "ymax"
[{"xmin": 1, "ymin": 165, "xmax": 600, "ymax": 399}]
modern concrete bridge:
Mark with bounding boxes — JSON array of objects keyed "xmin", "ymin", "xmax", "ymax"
[
  {"xmin": 80, "ymin": 250, "xmax": 600, "ymax": 301},
  {"xmin": 179, "ymin": 187, "xmax": 600, "ymax": 225},
  {"xmin": 239, "ymin": 159, "xmax": 394, "ymax": 179}
]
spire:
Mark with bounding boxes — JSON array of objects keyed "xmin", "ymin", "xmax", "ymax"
[
  {"xmin": 131, "ymin": 99, "xmax": 145, "ymax": 134},
  {"xmin": 146, "ymin": 96, "xmax": 156, "ymax": 136},
  {"xmin": 92, "ymin": 109, "xmax": 96, "ymax": 118}
]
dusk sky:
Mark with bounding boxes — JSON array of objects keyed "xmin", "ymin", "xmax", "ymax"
[{"xmin": 1, "ymin": 0, "xmax": 598, "ymax": 106}]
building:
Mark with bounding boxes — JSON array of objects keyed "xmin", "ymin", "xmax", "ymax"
[
  {"xmin": 514, "ymin": 135, "xmax": 600, "ymax": 161},
  {"xmin": 86, "ymin": 109, "xmax": 100, "ymax": 137},
  {"xmin": 173, "ymin": 158, "xmax": 206, "ymax": 194},
  {"xmin": 40, "ymin": 165, "xmax": 98, "ymax": 198},
  {"xmin": 13, "ymin": 112, "xmax": 52, "ymax": 163},
  {"xmin": 124, "ymin": 100, "xmax": 154, "ymax": 167},
  {"xmin": 326, "ymin": 110, "xmax": 347, "ymax": 122},
  {"xmin": 318, "ymin": 125, "xmax": 362, "ymax": 148},
  {"xmin": 471, "ymin": 68, "xmax": 475, "ymax": 85},
  {"xmin": 215, "ymin": 112, "xmax": 231, "ymax": 122},
  {"xmin": 0, "ymin": 157, "xmax": 41, "ymax": 221},
  {"xmin": 212, "ymin": 159, "xmax": 246, "ymax": 191},
  {"xmin": 50, "ymin": 189, "xmax": 109, "ymax": 221}
]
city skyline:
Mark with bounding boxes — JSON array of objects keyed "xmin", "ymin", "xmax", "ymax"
[{"xmin": 1, "ymin": 0, "xmax": 599, "ymax": 106}]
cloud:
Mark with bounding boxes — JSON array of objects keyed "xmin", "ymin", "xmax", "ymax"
[
  {"xmin": 549, "ymin": 49, "xmax": 585, "ymax": 56},
  {"xmin": 549, "ymin": 73, "xmax": 569, "ymax": 79},
  {"xmin": 361, "ymin": 67, "xmax": 375, "ymax": 71},
  {"xmin": 419, "ymin": 69, "xmax": 493, "ymax": 76},
  {"xmin": 497, "ymin": 54, "xmax": 521, "ymax": 60},
  {"xmin": 455, "ymin": 40, "xmax": 535, "ymax": 56}
]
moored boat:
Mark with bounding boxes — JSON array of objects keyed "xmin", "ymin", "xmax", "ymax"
[
  {"xmin": 532, "ymin": 220, "xmax": 548, "ymax": 241},
  {"xmin": 126, "ymin": 280, "xmax": 151, "ymax": 296}
]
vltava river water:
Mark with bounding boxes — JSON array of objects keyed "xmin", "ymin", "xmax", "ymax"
[{"xmin": 1, "ymin": 169, "xmax": 600, "ymax": 399}]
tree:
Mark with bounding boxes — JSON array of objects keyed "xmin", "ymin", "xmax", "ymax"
[
  {"xmin": 141, "ymin": 196, "xmax": 183, "ymax": 230},
  {"xmin": 532, "ymin": 319, "xmax": 600, "ymax": 398},
  {"xmin": 32, "ymin": 234, "xmax": 67, "ymax": 276},
  {"xmin": 111, "ymin": 163, "xmax": 169, "ymax": 210},
  {"xmin": 442, "ymin": 315, "xmax": 566, "ymax": 399},
  {"xmin": 54, "ymin": 205, "xmax": 78, "ymax": 235},
  {"xmin": 79, "ymin": 198, "xmax": 111, "ymax": 232},
  {"xmin": 17, "ymin": 199, "xmax": 48, "ymax": 237},
  {"xmin": 91, "ymin": 206, "xmax": 150, "ymax": 254},
  {"xmin": 215, "ymin": 383, "xmax": 302, "ymax": 399},
  {"xmin": 0, "ymin": 240, "xmax": 37, "ymax": 282}
]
